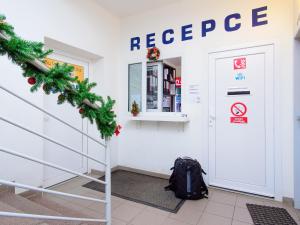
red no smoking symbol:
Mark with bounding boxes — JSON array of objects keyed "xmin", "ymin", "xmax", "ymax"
[{"xmin": 231, "ymin": 102, "xmax": 247, "ymax": 117}]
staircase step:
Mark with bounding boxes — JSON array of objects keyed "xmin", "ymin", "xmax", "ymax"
[
  {"xmin": 0, "ymin": 193, "xmax": 80, "ymax": 225},
  {"xmin": 0, "ymin": 200, "xmax": 43, "ymax": 225},
  {"xmin": 28, "ymin": 195, "xmax": 105, "ymax": 225}
]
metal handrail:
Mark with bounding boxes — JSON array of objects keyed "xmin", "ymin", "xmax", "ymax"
[
  {"xmin": 0, "ymin": 85, "xmax": 106, "ymax": 148},
  {"xmin": 0, "ymin": 63, "xmax": 111, "ymax": 224},
  {"xmin": 0, "ymin": 212, "xmax": 106, "ymax": 223},
  {"xmin": 0, "ymin": 147, "xmax": 106, "ymax": 185},
  {"xmin": 0, "ymin": 179, "xmax": 105, "ymax": 203},
  {"xmin": 0, "ymin": 116, "xmax": 106, "ymax": 166}
]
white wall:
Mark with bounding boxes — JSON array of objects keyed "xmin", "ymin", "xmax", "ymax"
[
  {"xmin": 0, "ymin": 0, "xmax": 120, "ymax": 187},
  {"xmin": 294, "ymin": 0, "xmax": 300, "ymax": 208},
  {"xmin": 119, "ymin": 0, "xmax": 295, "ymax": 198}
]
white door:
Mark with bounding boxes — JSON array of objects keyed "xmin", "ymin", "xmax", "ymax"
[
  {"xmin": 208, "ymin": 44, "xmax": 275, "ymax": 197},
  {"xmin": 43, "ymin": 52, "xmax": 88, "ymax": 188}
]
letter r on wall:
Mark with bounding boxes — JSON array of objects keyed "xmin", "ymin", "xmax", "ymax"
[{"xmin": 131, "ymin": 37, "xmax": 140, "ymax": 51}]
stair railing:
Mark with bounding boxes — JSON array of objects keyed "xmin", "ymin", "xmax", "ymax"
[{"xmin": 0, "ymin": 85, "xmax": 112, "ymax": 225}]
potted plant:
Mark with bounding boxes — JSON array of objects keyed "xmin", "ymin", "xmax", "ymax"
[{"xmin": 131, "ymin": 101, "xmax": 140, "ymax": 117}]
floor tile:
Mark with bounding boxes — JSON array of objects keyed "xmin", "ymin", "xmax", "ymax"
[
  {"xmin": 112, "ymin": 218, "xmax": 127, "ymax": 225},
  {"xmin": 197, "ymin": 213, "xmax": 231, "ymax": 225},
  {"xmin": 122, "ymin": 199, "xmax": 147, "ymax": 209},
  {"xmin": 232, "ymin": 220, "xmax": 253, "ymax": 225},
  {"xmin": 233, "ymin": 207, "xmax": 253, "ymax": 224},
  {"xmin": 169, "ymin": 204, "xmax": 203, "ymax": 225},
  {"xmin": 86, "ymin": 201, "xmax": 105, "ymax": 215},
  {"xmin": 182, "ymin": 199, "xmax": 208, "ymax": 212},
  {"xmin": 112, "ymin": 202, "xmax": 144, "ymax": 222},
  {"xmin": 162, "ymin": 218, "xmax": 190, "ymax": 225},
  {"xmin": 210, "ymin": 190, "xmax": 237, "ymax": 206},
  {"xmin": 145, "ymin": 206, "xmax": 170, "ymax": 217},
  {"xmin": 235, "ymin": 195, "xmax": 265, "ymax": 209},
  {"xmin": 205, "ymin": 201, "xmax": 234, "ymax": 218},
  {"xmin": 111, "ymin": 196, "xmax": 127, "ymax": 209},
  {"xmin": 129, "ymin": 208, "xmax": 168, "ymax": 225},
  {"xmin": 82, "ymin": 188, "xmax": 106, "ymax": 198}
]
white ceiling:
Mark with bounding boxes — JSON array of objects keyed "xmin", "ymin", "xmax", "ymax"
[{"xmin": 96, "ymin": 0, "xmax": 181, "ymax": 17}]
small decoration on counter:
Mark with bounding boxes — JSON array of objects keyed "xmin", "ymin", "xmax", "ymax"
[
  {"xmin": 27, "ymin": 77, "xmax": 36, "ymax": 85},
  {"xmin": 131, "ymin": 101, "xmax": 140, "ymax": 117},
  {"xmin": 114, "ymin": 124, "xmax": 122, "ymax": 136},
  {"xmin": 147, "ymin": 47, "xmax": 160, "ymax": 61}
]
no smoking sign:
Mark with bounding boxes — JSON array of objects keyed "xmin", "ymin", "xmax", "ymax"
[{"xmin": 230, "ymin": 102, "xmax": 248, "ymax": 124}]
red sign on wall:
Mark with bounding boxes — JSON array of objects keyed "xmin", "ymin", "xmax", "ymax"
[
  {"xmin": 230, "ymin": 117, "xmax": 248, "ymax": 124},
  {"xmin": 176, "ymin": 77, "xmax": 181, "ymax": 87},
  {"xmin": 230, "ymin": 102, "xmax": 248, "ymax": 124},
  {"xmin": 234, "ymin": 57, "xmax": 247, "ymax": 70}
]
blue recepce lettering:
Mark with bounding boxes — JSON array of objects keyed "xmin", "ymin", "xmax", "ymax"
[
  {"xmin": 162, "ymin": 29, "xmax": 175, "ymax": 45},
  {"xmin": 181, "ymin": 24, "xmax": 193, "ymax": 41},
  {"xmin": 225, "ymin": 13, "xmax": 241, "ymax": 32},
  {"xmin": 202, "ymin": 19, "xmax": 216, "ymax": 37},
  {"xmin": 252, "ymin": 6, "xmax": 268, "ymax": 27},
  {"xmin": 146, "ymin": 33, "xmax": 156, "ymax": 48},
  {"xmin": 130, "ymin": 37, "xmax": 140, "ymax": 51},
  {"xmin": 130, "ymin": 6, "xmax": 269, "ymax": 51}
]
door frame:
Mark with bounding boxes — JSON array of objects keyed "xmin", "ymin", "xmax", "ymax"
[
  {"xmin": 207, "ymin": 41, "xmax": 282, "ymax": 201},
  {"xmin": 42, "ymin": 49, "xmax": 89, "ymax": 187}
]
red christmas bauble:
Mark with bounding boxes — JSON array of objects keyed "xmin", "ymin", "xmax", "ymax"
[
  {"xmin": 28, "ymin": 77, "xmax": 36, "ymax": 85},
  {"xmin": 79, "ymin": 108, "xmax": 84, "ymax": 114}
]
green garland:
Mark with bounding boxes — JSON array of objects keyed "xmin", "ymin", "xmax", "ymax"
[{"xmin": 0, "ymin": 14, "xmax": 117, "ymax": 138}]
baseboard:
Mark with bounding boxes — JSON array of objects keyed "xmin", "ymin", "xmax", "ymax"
[
  {"xmin": 91, "ymin": 166, "xmax": 170, "ymax": 179},
  {"xmin": 90, "ymin": 166, "xmax": 119, "ymax": 177},
  {"xmin": 116, "ymin": 166, "xmax": 170, "ymax": 179},
  {"xmin": 283, "ymin": 197, "xmax": 295, "ymax": 208},
  {"xmin": 295, "ymin": 201, "xmax": 300, "ymax": 209}
]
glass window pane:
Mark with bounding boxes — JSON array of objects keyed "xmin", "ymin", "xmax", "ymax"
[
  {"xmin": 147, "ymin": 65, "xmax": 158, "ymax": 111},
  {"xmin": 128, "ymin": 63, "xmax": 142, "ymax": 112}
]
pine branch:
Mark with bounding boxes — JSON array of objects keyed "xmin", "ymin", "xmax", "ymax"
[{"xmin": 0, "ymin": 15, "xmax": 117, "ymax": 138}]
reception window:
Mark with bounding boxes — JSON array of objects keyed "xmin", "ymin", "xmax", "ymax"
[{"xmin": 128, "ymin": 57, "xmax": 182, "ymax": 113}]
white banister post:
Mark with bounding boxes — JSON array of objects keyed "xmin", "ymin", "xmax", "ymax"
[{"xmin": 105, "ymin": 138, "xmax": 111, "ymax": 225}]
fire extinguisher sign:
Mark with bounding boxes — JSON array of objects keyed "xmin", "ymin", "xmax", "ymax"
[{"xmin": 230, "ymin": 102, "xmax": 248, "ymax": 124}]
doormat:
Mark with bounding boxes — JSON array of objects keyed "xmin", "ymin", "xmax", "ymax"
[
  {"xmin": 246, "ymin": 204, "xmax": 298, "ymax": 225},
  {"xmin": 82, "ymin": 170, "xmax": 185, "ymax": 213}
]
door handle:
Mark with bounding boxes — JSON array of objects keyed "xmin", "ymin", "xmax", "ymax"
[{"xmin": 209, "ymin": 115, "xmax": 215, "ymax": 127}]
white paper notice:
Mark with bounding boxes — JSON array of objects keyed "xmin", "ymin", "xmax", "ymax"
[{"xmin": 188, "ymin": 84, "xmax": 201, "ymax": 103}]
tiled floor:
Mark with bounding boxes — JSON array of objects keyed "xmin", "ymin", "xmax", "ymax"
[{"xmin": 48, "ymin": 176, "xmax": 300, "ymax": 225}]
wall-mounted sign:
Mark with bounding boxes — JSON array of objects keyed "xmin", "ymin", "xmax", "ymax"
[
  {"xmin": 130, "ymin": 6, "xmax": 268, "ymax": 51},
  {"xmin": 188, "ymin": 84, "xmax": 201, "ymax": 104},
  {"xmin": 230, "ymin": 102, "xmax": 248, "ymax": 124},
  {"xmin": 234, "ymin": 58, "xmax": 247, "ymax": 70},
  {"xmin": 235, "ymin": 72, "xmax": 246, "ymax": 81},
  {"xmin": 176, "ymin": 77, "xmax": 181, "ymax": 87},
  {"xmin": 45, "ymin": 58, "xmax": 84, "ymax": 82}
]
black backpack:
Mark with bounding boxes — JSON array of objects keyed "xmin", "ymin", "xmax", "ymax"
[{"xmin": 165, "ymin": 157, "xmax": 208, "ymax": 200}]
